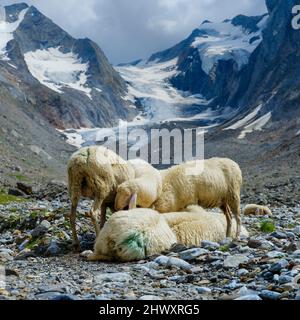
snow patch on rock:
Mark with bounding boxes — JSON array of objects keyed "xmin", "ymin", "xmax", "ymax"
[{"xmin": 24, "ymin": 47, "xmax": 92, "ymax": 98}]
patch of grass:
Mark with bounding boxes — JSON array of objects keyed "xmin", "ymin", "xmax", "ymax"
[
  {"xmin": 25, "ymin": 238, "xmax": 40, "ymax": 250},
  {"xmin": 9, "ymin": 174, "xmax": 30, "ymax": 182},
  {"xmin": 260, "ymin": 220, "xmax": 276, "ymax": 233},
  {"xmin": 0, "ymin": 192, "xmax": 27, "ymax": 205},
  {"xmin": 287, "ymin": 223, "xmax": 296, "ymax": 229},
  {"xmin": 219, "ymin": 244, "xmax": 231, "ymax": 252}
]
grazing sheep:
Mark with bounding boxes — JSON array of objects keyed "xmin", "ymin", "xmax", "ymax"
[
  {"xmin": 114, "ymin": 159, "xmax": 162, "ymax": 210},
  {"xmin": 153, "ymin": 158, "xmax": 243, "ymax": 238},
  {"xmin": 67, "ymin": 146, "xmax": 135, "ymax": 249},
  {"xmin": 85, "ymin": 206, "xmax": 248, "ymax": 262},
  {"xmin": 244, "ymin": 204, "xmax": 272, "ymax": 216}
]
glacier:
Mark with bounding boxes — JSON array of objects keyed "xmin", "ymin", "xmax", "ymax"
[
  {"xmin": 193, "ymin": 15, "xmax": 269, "ymax": 75},
  {"xmin": 0, "ymin": 6, "xmax": 28, "ymax": 60},
  {"xmin": 24, "ymin": 47, "xmax": 92, "ymax": 98}
]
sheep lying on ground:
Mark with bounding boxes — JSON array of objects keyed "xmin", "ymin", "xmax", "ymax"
[
  {"xmin": 85, "ymin": 209, "xmax": 177, "ymax": 262},
  {"xmin": 153, "ymin": 158, "xmax": 243, "ymax": 238},
  {"xmin": 114, "ymin": 159, "xmax": 162, "ymax": 210},
  {"xmin": 85, "ymin": 206, "xmax": 248, "ymax": 262},
  {"xmin": 165, "ymin": 206, "xmax": 248, "ymax": 247},
  {"xmin": 67, "ymin": 146, "xmax": 135, "ymax": 249},
  {"xmin": 244, "ymin": 204, "xmax": 272, "ymax": 216}
]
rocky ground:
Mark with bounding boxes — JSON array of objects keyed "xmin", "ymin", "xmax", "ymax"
[{"xmin": 0, "ymin": 183, "xmax": 300, "ymax": 301}]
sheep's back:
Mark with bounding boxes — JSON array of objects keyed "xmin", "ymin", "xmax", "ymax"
[{"xmin": 68, "ymin": 146, "xmax": 134, "ymax": 199}]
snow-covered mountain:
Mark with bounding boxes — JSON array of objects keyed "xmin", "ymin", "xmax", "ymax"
[
  {"xmin": 0, "ymin": 3, "xmax": 136, "ymax": 129},
  {"xmin": 117, "ymin": 13, "xmax": 269, "ymax": 130},
  {"xmin": 118, "ymin": 0, "xmax": 300, "ymax": 141}
]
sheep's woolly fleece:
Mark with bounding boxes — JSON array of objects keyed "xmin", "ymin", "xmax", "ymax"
[
  {"xmin": 86, "ymin": 206, "xmax": 248, "ymax": 262},
  {"xmin": 154, "ymin": 157, "xmax": 243, "ymax": 237},
  {"xmin": 67, "ymin": 146, "xmax": 135, "ymax": 245},
  {"xmin": 115, "ymin": 159, "xmax": 163, "ymax": 210}
]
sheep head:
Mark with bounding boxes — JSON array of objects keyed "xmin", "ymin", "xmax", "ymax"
[{"xmin": 115, "ymin": 183, "xmax": 138, "ymax": 211}]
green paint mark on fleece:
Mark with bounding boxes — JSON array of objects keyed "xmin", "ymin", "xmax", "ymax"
[{"xmin": 121, "ymin": 232, "xmax": 147, "ymax": 256}]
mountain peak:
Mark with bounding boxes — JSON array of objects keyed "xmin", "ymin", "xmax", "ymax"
[
  {"xmin": 231, "ymin": 14, "xmax": 268, "ymax": 33},
  {"xmin": 5, "ymin": 2, "xmax": 29, "ymax": 10}
]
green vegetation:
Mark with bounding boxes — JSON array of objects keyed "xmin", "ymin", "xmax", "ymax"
[
  {"xmin": 0, "ymin": 191, "xmax": 27, "ymax": 205},
  {"xmin": 260, "ymin": 220, "xmax": 276, "ymax": 233},
  {"xmin": 25, "ymin": 238, "xmax": 40, "ymax": 250},
  {"xmin": 219, "ymin": 244, "xmax": 231, "ymax": 252},
  {"xmin": 9, "ymin": 173, "xmax": 30, "ymax": 182}
]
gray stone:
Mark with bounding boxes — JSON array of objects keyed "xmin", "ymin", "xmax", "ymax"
[
  {"xmin": 260, "ymin": 290, "xmax": 282, "ymax": 300},
  {"xmin": 40, "ymin": 220, "xmax": 51, "ymax": 230},
  {"xmin": 269, "ymin": 259, "xmax": 289, "ymax": 273},
  {"xmin": 95, "ymin": 272, "xmax": 133, "ymax": 283},
  {"xmin": 271, "ymin": 232, "xmax": 287, "ymax": 239},
  {"xmin": 14, "ymin": 250, "xmax": 36, "ymax": 260},
  {"xmin": 225, "ymin": 280, "xmax": 242, "ymax": 290},
  {"xmin": 8, "ymin": 189, "xmax": 25, "ymax": 197},
  {"xmin": 278, "ymin": 275, "xmax": 294, "ymax": 284},
  {"xmin": 139, "ymin": 295, "xmax": 162, "ymax": 300},
  {"xmin": 0, "ymin": 251, "xmax": 14, "ymax": 261},
  {"xmin": 237, "ymin": 269, "xmax": 249, "ymax": 276},
  {"xmin": 31, "ymin": 225, "xmax": 48, "ymax": 239},
  {"xmin": 51, "ymin": 294, "xmax": 80, "ymax": 300},
  {"xmin": 196, "ymin": 287, "xmax": 212, "ymax": 294},
  {"xmin": 235, "ymin": 295, "xmax": 262, "ymax": 300},
  {"xmin": 267, "ymin": 251, "xmax": 285, "ymax": 259},
  {"xmin": 224, "ymin": 255, "xmax": 249, "ymax": 268},
  {"xmin": 45, "ymin": 240, "xmax": 60, "ymax": 256},
  {"xmin": 154, "ymin": 255, "xmax": 192, "ymax": 270},
  {"xmin": 247, "ymin": 239, "xmax": 262, "ymax": 249},
  {"xmin": 38, "ymin": 284, "xmax": 67, "ymax": 294},
  {"xmin": 293, "ymin": 226, "xmax": 300, "ymax": 236},
  {"xmin": 154, "ymin": 255, "xmax": 169, "ymax": 265},
  {"xmin": 35, "ymin": 292, "xmax": 64, "ymax": 300},
  {"xmin": 292, "ymin": 250, "xmax": 300, "ymax": 259},
  {"xmin": 179, "ymin": 248, "xmax": 208, "ymax": 261},
  {"xmin": 201, "ymin": 241, "xmax": 220, "ymax": 250},
  {"xmin": 166, "ymin": 257, "xmax": 192, "ymax": 270}
]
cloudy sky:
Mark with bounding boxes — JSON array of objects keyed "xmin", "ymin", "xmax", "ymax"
[{"xmin": 2, "ymin": 0, "xmax": 267, "ymax": 64}]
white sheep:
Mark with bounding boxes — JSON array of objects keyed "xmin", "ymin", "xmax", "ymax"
[
  {"xmin": 165, "ymin": 206, "xmax": 248, "ymax": 247},
  {"xmin": 85, "ymin": 206, "xmax": 248, "ymax": 262},
  {"xmin": 67, "ymin": 146, "xmax": 135, "ymax": 249},
  {"xmin": 114, "ymin": 159, "xmax": 162, "ymax": 210},
  {"xmin": 86, "ymin": 208, "xmax": 177, "ymax": 262},
  {"xmin": 153, "ymin": 158, "xmax": 243, "ymax": 238},
  {"xmin": 244, "ymin": 204, "xmax": 272, "ymax": 216}
]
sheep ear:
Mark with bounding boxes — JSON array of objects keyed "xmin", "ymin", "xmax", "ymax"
[{"xmin": 128, "ymin": 194, "xmax": 137, "ymax": 210}]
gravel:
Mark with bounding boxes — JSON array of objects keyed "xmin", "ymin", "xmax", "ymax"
[{"xmin": 0, "ymin": 194, "xmax": 299, "ymax": 300}]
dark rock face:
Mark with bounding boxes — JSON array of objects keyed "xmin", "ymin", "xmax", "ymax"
[
  {"xmin": 231, "ymin": 14, "xmax": 267, "ymax": 33},
  {"xmin": 1, "ymin": 4, "xmax": 135, "ymax": 129},
  {"xmin": 227, "ymin": 0, "xmax": 300, "ymax": 122}
]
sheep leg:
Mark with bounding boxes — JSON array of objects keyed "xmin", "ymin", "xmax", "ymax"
[
  {"xmin": 221, "ymin": 204, "xmax": 233, "ymax": 238},
  {"xmin": 231, "ymin": 201, "xmax": 242, "ymax": 238},
  {"xmin": 100, "ymin": 203, "xmax": 107, "ymax": 229},
  {"xmin": 69, "ymin": 202, "xmax": 80, "ymax": 251},
  {"xmin": 90, "ymin": 198, "xmax": 103, "ymax": 237}
]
